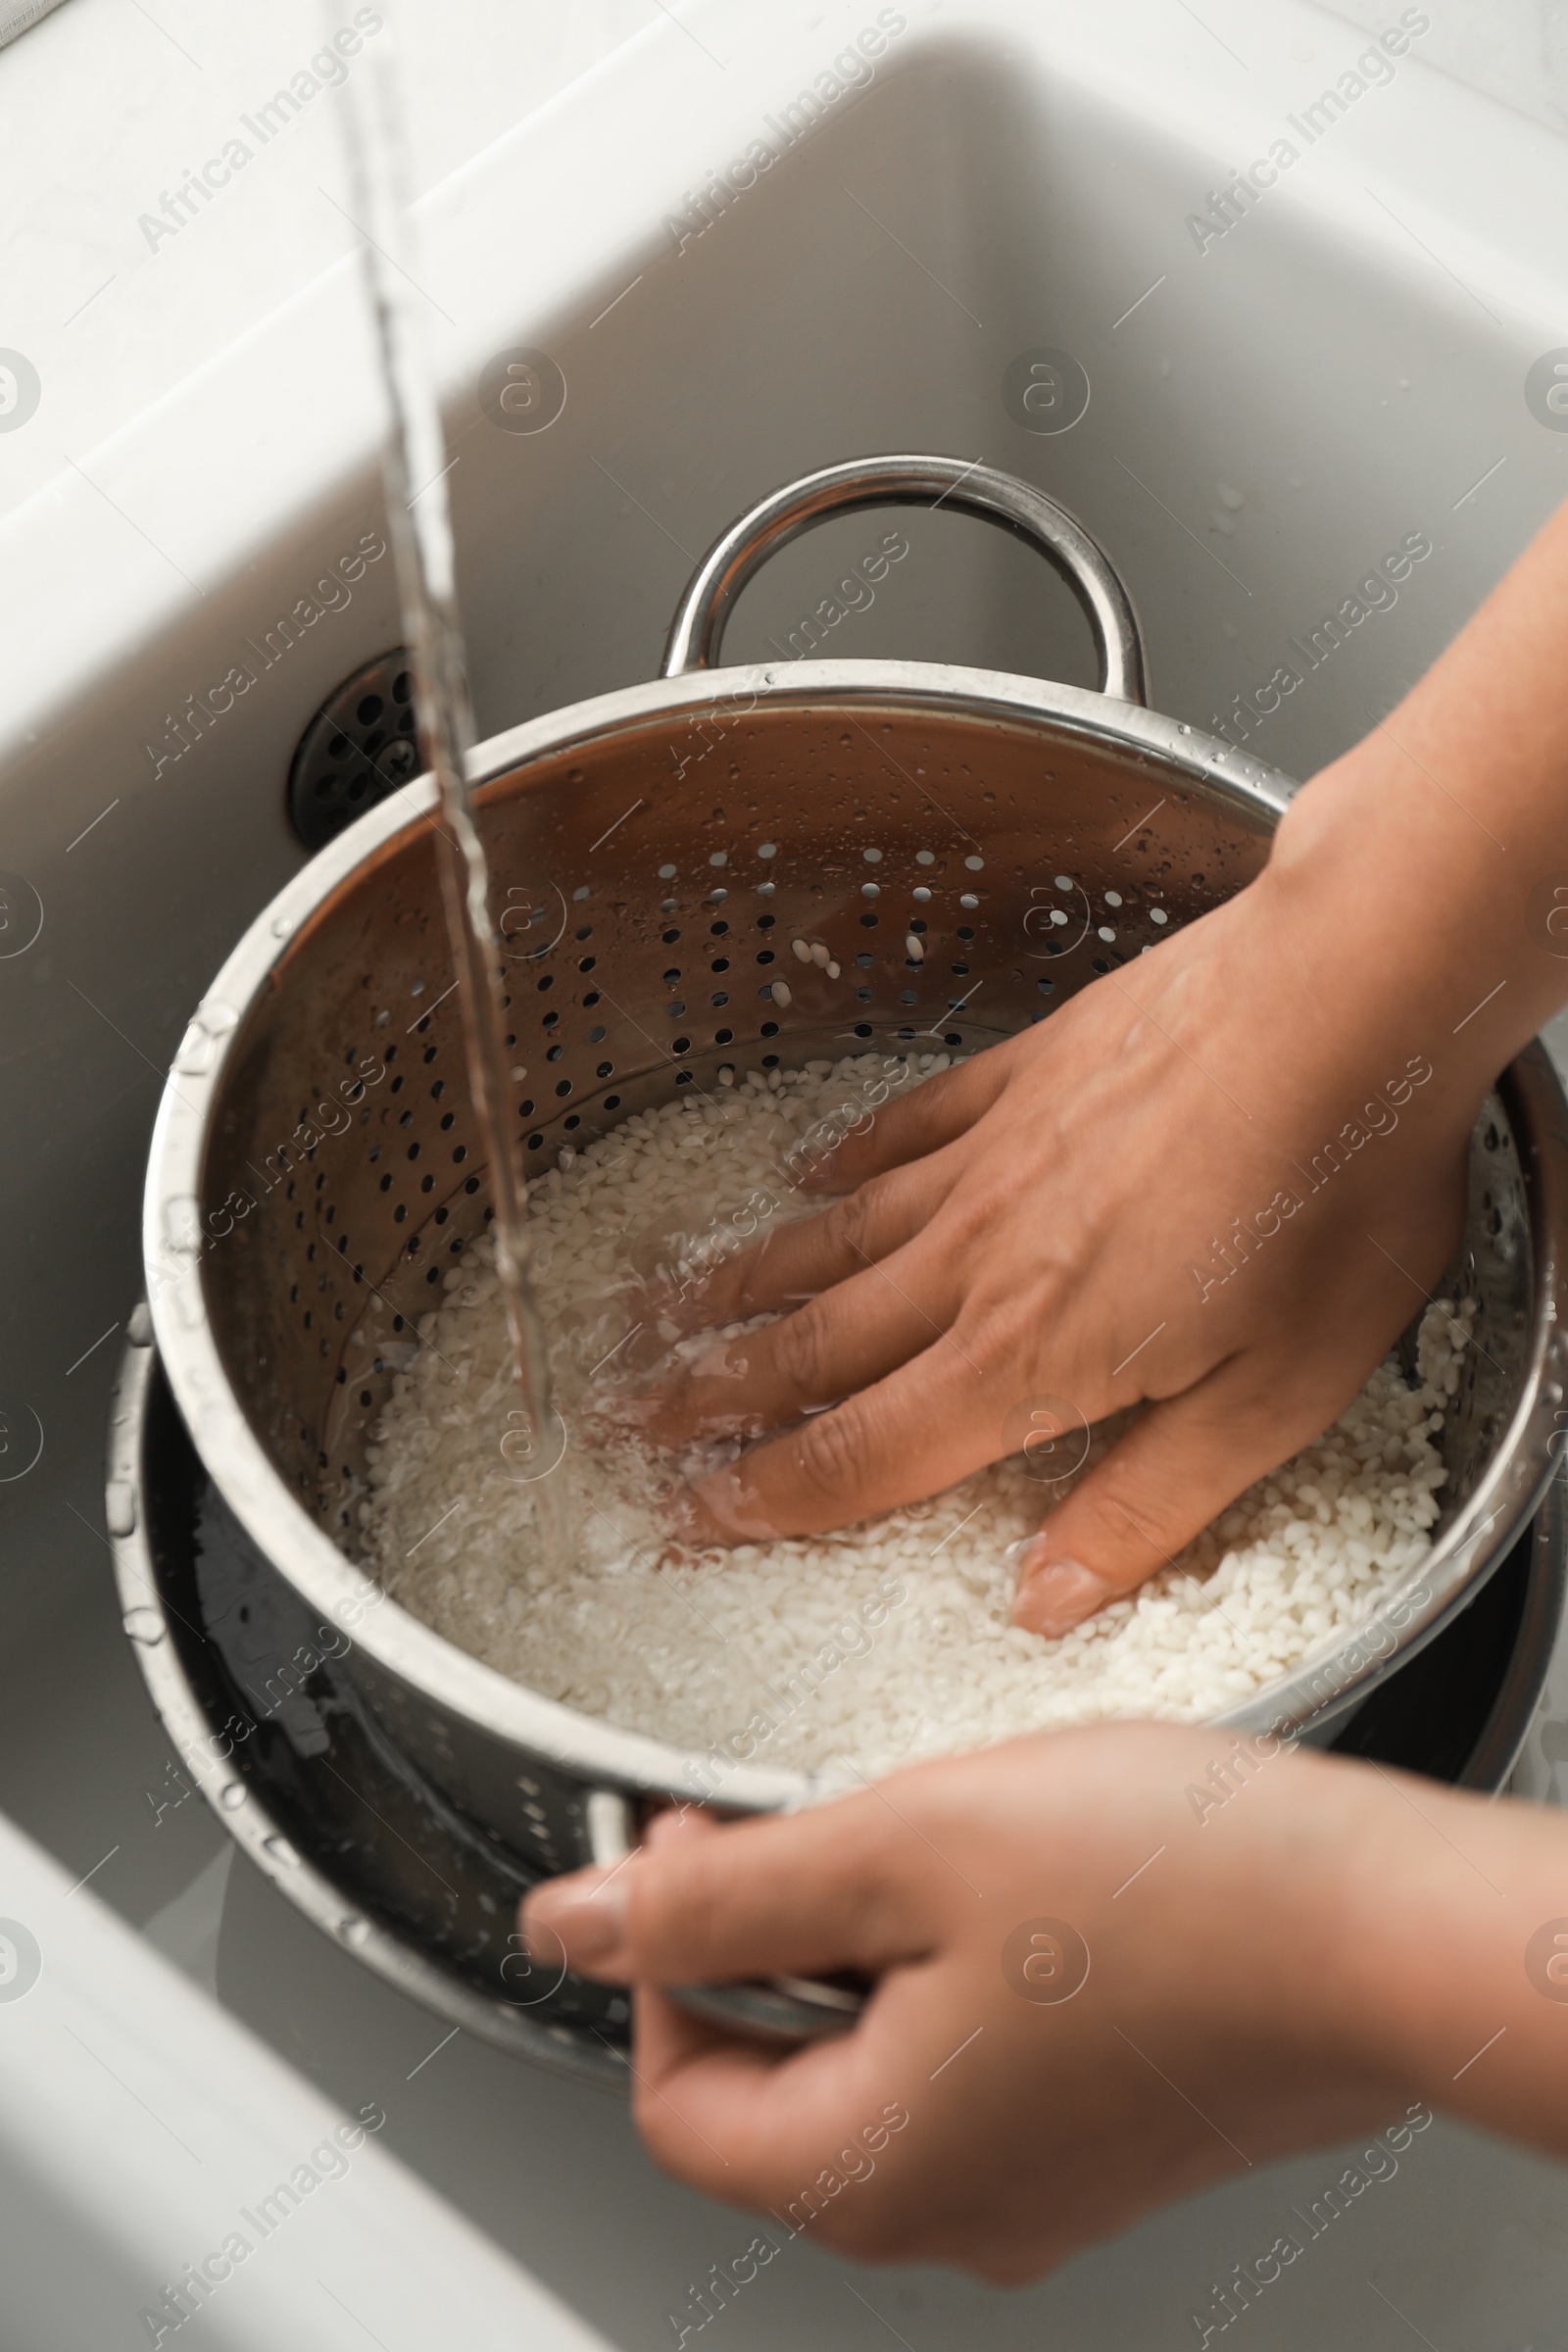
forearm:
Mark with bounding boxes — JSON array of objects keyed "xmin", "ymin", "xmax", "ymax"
[
  {"xmin": 1315, "ymin": 1762, "xmax": 1568, "ymax": 2156},
  {"xmin": 1263, "ymin": 496, "xmax": 1568, "ymax": 1104}
]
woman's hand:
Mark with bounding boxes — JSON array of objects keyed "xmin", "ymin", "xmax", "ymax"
[
  {"xmin": 642, "ymin": 486, "xmax": 1568, "ymax": 1631},
  {"xmin": 646, "ymin": 829, "xmax": 1480, "ymax": 1634},
  {"xmin": 520, "ymin": 1727, "xmax": 1568, "ymax": 2283}
]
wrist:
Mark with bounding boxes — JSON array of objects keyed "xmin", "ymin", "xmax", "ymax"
[
  {"xmin": 1250, "ymin": 1752, "xmax": 1435, "ymax": 2095},
  {"xmin": 1254, "ymin": 755, "xmax": 1555, "ymax": 1123},
  {"xmin": 1316, "ymin": 1763, "xmax": 1568, "ymax": 2160},
  {"xmin": 1299, "ymin": 1755, "xmax": 1446, "ymax": 2090}
]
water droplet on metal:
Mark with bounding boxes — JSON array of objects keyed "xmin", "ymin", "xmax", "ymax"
[
  {"xmin": 163, "ymin": 1195, "xmax": 202, "ymax": 1251},
  {"xmin": 220, "ymin": 1782, "xmax": 246, "ymax": 1810},
  {"xmin": 173, "ymin": 1022, "xmax": 214, "ymax": 1076},
  {"xmin": 122, "ymin": 1608, "xmax": 165, "ymax": 1646}
]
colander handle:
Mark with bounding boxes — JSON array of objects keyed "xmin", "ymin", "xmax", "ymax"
[
  {"xmin": 586, "ymin": 1788, "xmax": 863, "ymax": 2041},
  {"xmin": 661, "ymin": 452, "xmax": 1148, "ymax": 704}
]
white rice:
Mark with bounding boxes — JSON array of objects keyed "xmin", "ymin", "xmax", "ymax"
[{"xmin": 356, "ymin": 1052, "xmax": 1473, "ymax": 1784}]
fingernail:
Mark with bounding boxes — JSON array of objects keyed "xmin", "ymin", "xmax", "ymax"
[
  {"xmin": 690, "ymin": 1471, "xmax": 779, "ymax": 1544},
  {"xmin": 523, "ymin": 1866, "xmax": 629, "ymax": 1971},
  {"xmin": 665, "ymin": 1483, "xmax": 732, "ymax": 1551},
  {"xmin": 1011, "ymin": 1551, "xmax": 1112, "ymax": 1638}
]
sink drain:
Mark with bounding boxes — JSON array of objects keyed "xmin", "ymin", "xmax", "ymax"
[{"xmin": 286, "ymin": 648, "xmax": 419, "ymax": 852}]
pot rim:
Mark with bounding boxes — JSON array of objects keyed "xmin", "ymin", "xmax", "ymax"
[{"xmin": 142, "ymin": 654, "xmax": 1568, "ymax": 1803}]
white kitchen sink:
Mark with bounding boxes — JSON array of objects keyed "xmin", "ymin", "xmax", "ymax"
[{"xmin": 4, "ymin": 0, "xmax": 1568, "ymax": 2343}]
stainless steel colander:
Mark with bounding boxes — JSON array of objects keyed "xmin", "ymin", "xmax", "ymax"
[{"xmin": 139, "ymin": 455, "xmax": 1568, "ymax": 2034}]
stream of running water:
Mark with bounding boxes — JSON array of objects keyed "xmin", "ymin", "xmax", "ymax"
[{"xmin": 340, "ymin": 24, "xmax": 570, "ymax": 1569}]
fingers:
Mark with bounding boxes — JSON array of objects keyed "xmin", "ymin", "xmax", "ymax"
[
  {"xmin": 521, "ymin": 1807, "xmax": 922, "ymax": 2216},
  {"xmin": 522, "ymin": 1791, "xmax": 934, "ymax": 1987},
  {"xmin": 1010, "ymin": 1345, "xmax": 1375, "ymax": 1635},
  {"xmin": 645, "ymin": 1241, "xmax": 954, "ymax": 1449},
  {"xmin": 655, "ymin": 1154, "xmax": 952, "ymax": 1338},
  {"xmin": 692, "ymin": 1340, "xmax": 994, "ymax": 1539},
  {"xmin": 806, "ymin": 1041, "xmax": 1015, "ymax": 1193},
  {"xmin": 626, "ymin": 1978, "xmax": 922, "ymax": 2223},
  {"xmin": 624, "ymin": 1983, "xmax": 830, "ymax": 2204}
]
